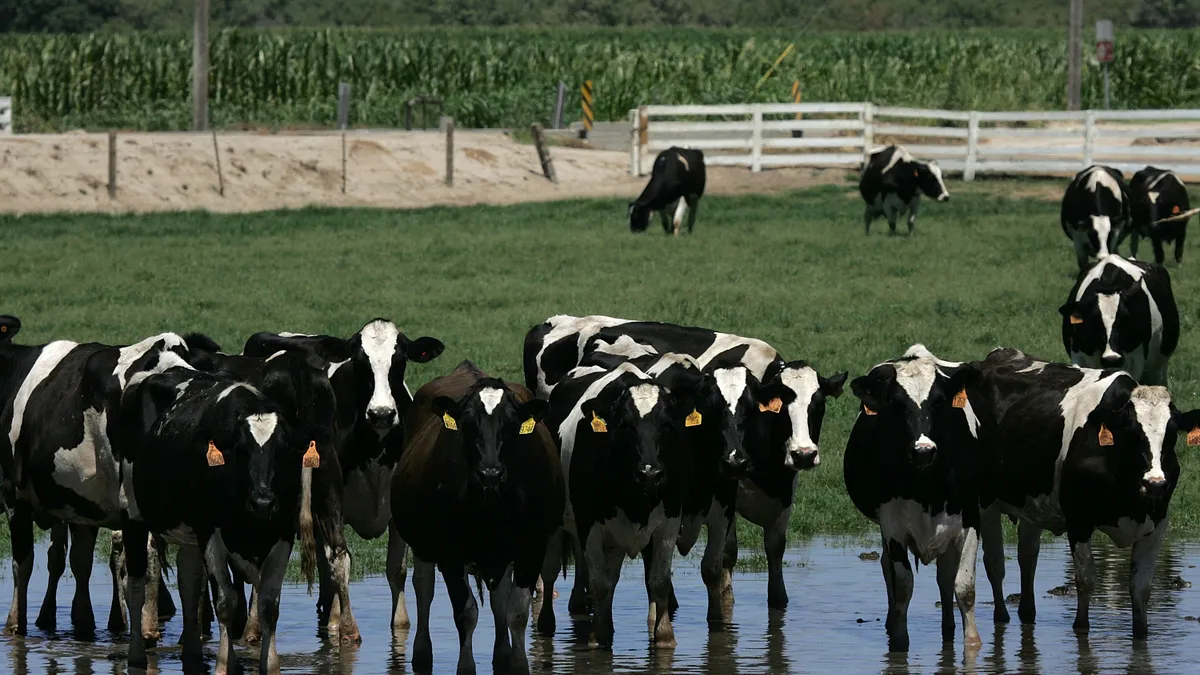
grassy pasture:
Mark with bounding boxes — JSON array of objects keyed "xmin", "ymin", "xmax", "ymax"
[{"xmin": 4, "ymin": 178, "xmax": 1200, "ymax": 572}]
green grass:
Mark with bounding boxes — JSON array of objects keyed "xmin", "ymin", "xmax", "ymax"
[{"xmin": 5, "ymin": 178, "xmax": 1200, "ymax": 573}]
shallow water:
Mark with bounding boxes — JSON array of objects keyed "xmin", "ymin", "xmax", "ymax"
[{"xmin": 3, "ymin": 536, "xmax": 1200, "ymax": 674}]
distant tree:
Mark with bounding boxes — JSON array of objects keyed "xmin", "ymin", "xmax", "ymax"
[
  {"xmin": 0, "ymin": 0, "xmax": 120, "ymax": 32},
  {"xmin": 1132, "ymin": 0, "xmax": 1200, "ymax": 27}
]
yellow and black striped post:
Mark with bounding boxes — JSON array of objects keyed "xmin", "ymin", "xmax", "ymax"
[{"xmin": 580, "ymin": 80, "xmax": 594, "ymax": 138}]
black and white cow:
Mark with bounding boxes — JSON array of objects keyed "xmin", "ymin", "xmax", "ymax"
[
  {"xmin": 242, "ymin": 319, "xmax": 443, "ymax": 642},
  {"xmin": 1128, "ymin": 166, "xmax": 1198, "ymax": 265},
  {"xmin": 524, "ymin": 314, "xmax": 846, "ymax": 610},
  {"xmin": 0, "ymin": 315, "xmax": 192, "ymax": 637},
  {"xmin": 1061, "ymin": 165, "xmax": 1132, "ymax": 270},
  {"xmin": 539, "ymin": 362, "xmax": 683, "ymax": 649},
  {"xmin": 974, "ymin": 348, "xmax": 1200, "ymax": 638},
  {"xmin": 629, "ymin": 147, "xmax": 706, "ymax": 236},
  {"xmin": 118, "ymin": 363, "xmax": 317, "ymax": 674},
  {"xmin": 1060, "ymin": 254, "xmax": 1178, "ymax": 386},
  {"xmin": 845, "ymin": 345, "xmax": 986, "ymax": 652},
  {"xmin": 859, "ymin": 144, "xmax": 950, "ymax": 236},
  {"xmin": 393, "ymin": 361, "xmax": 564, "ymax": 675}
]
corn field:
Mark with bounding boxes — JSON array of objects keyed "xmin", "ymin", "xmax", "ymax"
[{"xmin": 2, "ymin": 28, "xmax": 1200, "ymax": 132}]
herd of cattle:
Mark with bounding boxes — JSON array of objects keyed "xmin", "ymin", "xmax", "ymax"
[{"xmin": 0, "ymin": 147, "xmax": 1197, "ymax": 674}]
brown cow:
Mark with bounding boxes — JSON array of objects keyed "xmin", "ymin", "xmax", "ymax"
[{"xmin": 392, "ymin": 361, "xmax": 564, "ymax": 675}]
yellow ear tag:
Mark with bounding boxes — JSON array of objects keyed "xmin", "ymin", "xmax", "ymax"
[
  {"xmin": 591, "ymin": 412, "xmax": 608, "ymax": 433},
  {"xmin": 519, "ymin": 418, "xmax": 536, "ymax": 435},
  {"xmin": 442, "ymin": 412, "xmax": 458, "ymax": 431},
  {"xmin": 685, "ymin": 409, "xmax": 703, "ymax": 427},
  {"xmin": 1099, "ymin": 424, "xmax": 1114, "ymax": 446},
  {"xmin": 862, "ymin": 405, "xmax": 878, "ymax": 416},
  {"xmin": 302, "ymin": 441, "xmax": 320, "ymax": 468},
  {"xmin": 952, "ymin": 389, "xmax": 968, "ymax": 409},
  {"xmin": 1070, "ymin": 314, "xmax": 1084, "ymax": 325},
  {"xmin": 206, "ymin": 440, "xmax": 225, "ymax": 467},
  {"xmin": 1188, "ymin": 427, "xmax": 1200, "ymax": 447},
  {"xmin": 759, "ymin": 397, "xmax": 783, "ymax": 414}
]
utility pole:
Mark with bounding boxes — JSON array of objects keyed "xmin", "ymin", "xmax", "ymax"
[
  {"xmin": 1067, "ymin": 0, "xmax": 1082, "ymax": 110},
  {"xmin": 193, "ymin": 0, "xmax": 210, "ymax": 131}
]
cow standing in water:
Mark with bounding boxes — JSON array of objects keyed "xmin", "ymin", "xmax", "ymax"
[
  {"xmin": 859, "ymin": 145, "xmax": 950, "ymax": 236},
  {"xmin": 1128, "ymin": 166, "xmax": 1198, "ymax": 265},
  {"xmin": 1061, "ymin": 165, "xmax": 1131, "ymax": 270},
  {"xmin": 629, "ymin": 147, "xmax": 706, "ymax": 236}
]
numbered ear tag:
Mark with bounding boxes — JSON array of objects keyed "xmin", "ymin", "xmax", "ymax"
[
  {"xmin": 862, "ymin": 405, "xmax": 878, "ymax": 416},
  {"xmin": 952, "ymin": 389, "xmax": 968, "ymax": 409},
  {"xmin": 1098, "ymin": 423, "xmax": 1114, "ymax": 446},
  {"xmin": 591, "ymin": 412, "xmax": 608, "ymax": 433},
  {"xmin": 759, "ymin": 397, "xmax": 783, "ymax": 414},
  {"xmin": 442, "ymin": 412, "xmax": 458, "ymax": 431},
  {"xmin": 302, "ymin": 441, "xmax": 320, "ymax": 468},
  {"xmin": 519, "ymin": 418, "xmax": 536, "ymax": 435},
  {"xmin": 1069, "ymin": 314, "xmax": 1084, "ymax": 325},
  {"xmin": 1188, "ymin": 427, "xmax": 1200, "ymax": 447},
  {"xmin": 206, "ymin": 440, "xmax": 225, "ymax": 467},
  {"xmin": 685, "ymin": 409, "xmax": 703, "ymax": 427}
]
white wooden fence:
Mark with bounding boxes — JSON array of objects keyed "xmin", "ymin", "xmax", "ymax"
[
  {"xmin": 0, "ymin": 97, "xmax": 11, "ymax": 135},
  {"xmin": 628, "ymin": 103, "xmax": 1200, "ymax": 180}
]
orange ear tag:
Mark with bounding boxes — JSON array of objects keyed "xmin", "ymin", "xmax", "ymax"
[
  {"xmin": 1069, "ymin": 314, "xmax": 1084, "ymax": 325},
  {"xmin": 952, "ymin": 389, "xmax": 968, "ymax": 409},
  {"xmin": 758, "ymin": 398, "xmax": 783, "ymax": 414},
  {"xmin": 1188, "ymin": 427, "xmax": 1200, "ymax": 447},
  {"xmin": 685, "ymin": 409, "xmax": 703, "ymax": 427},
  {"xmin": 302, "ymin": 441, "xmax": 320, "ymax": 468},
  {"xmin": 1098, "ymin": 424, "xmax": 1114, "ymax": 446},
  {"xmin": 591, "ymin": 412, "xmax": 608, "ymax": 434},
  {"xmin": 1174, "ymin": 205, "xmax": 1182, "ymax": 215},
  {"xmin": 206, "ymin": 441, "xmax": 225, "ymax": 467},
  {"xmin": 862, "ymin": 405, "xmax": 878, "ymax": 416}
]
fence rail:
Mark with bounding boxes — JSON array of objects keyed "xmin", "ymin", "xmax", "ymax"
[
  {"xmin": 0, "ymin": 97, "xmax": 11, "ymax": 135},
  {"xmin": 629, "ymin": 102, "xmax": 1200, "ymax": 180}
]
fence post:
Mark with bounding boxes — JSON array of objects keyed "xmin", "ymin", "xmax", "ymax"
[
  {"xmin": 107, "ymin": 131, "xmax": 117, "ymax": 198},
  {"xmin": 638, "ymin": 106, "xmax": 649, "ymax": 176},
  {"xmin": 861, "ymin": 103, "xmax": 875, "ymax": 166},
  {"xmin": 445, "ymin": 117, "xmax": 454, "ymax": 186},
  {"xmin": 629, "ymin": 108, "xmax": 640, "ymax": 177},
  {"xmin": 337, "ymin": 82, "xmax": 351, "ymax": 130},
  {"xmin": 531, "ymin": 123, "xmax": 557, "ymax": 183},
  {"xmin": 750, "ymin": 107, "xmax": 763, "ymax": 173},
  {"xmin": 964, "ymin": 111, "xmax": 980, "ymax": 182},
  {"xmin": 0, "ymin": 96, "xmax": 12, "ymax": 135},
  {"xmin": 211, "ymin": 128, "xmax": 224, "ymax": 196},
  {"xmin": 1083, "ymin": 110, "xmax": 1096, "ymax": 168},
  {"xmin": 552, "ymin": 82, "xmax": 567, "ymax": 130},
  {"xmin": 580, "ymin": 81, "xmax": 594, "ymax": 139}
]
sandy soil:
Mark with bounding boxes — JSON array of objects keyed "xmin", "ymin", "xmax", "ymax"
[{"xmin": 0, "ymin": 131, "xmax": 853, "ymax": 215}]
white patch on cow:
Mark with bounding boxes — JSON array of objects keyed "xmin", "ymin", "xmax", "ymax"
[
  {"xmin": 677, "ymin": 154, "xmax": 690, "ymax": 171},
  {"xmin": 218, "ymin": 383, "xmax": 259, "ymax": 402},
  {"xmin": 1097, "ymin": 293, "xmax": 1122, "ymax": 361},
  {"xmin": 1075, "ymin": 255, "xmax": 1147, "ymax": 301},
  {"xmin": 780, "ymin": 366, "xmax": 821, "ymax": 461},
  {"xmin": 1145, "ymin": 170, "xmax": 1175, "ymax": 192},
  {"xmin": 536, "ymin": 315, "xmax": 632, "ymax": 396},
  {"xmin": 478, "ymin": 388, "xmax": 504, "ymax": 415},
  {"xmin": 673, "ymin": 200, "xmax": 688, "ymax": 229},
  {"xmin": 1101, "ymin": 516, "xmax": 1159, "ymax": 548},
  {"xmin": 714, "ymin": 368, "xmax": 748, "ymax": 414},
  {"xmin": 9, "ymin": 340, "xmax": 79, "ymax": 448},
  {"xmin": 1092, "ymin": 215, "xmax": 1113, "ymax": 257},
  {"xmin": 961, "ymin": 398, "xmax": 980, "ymax": 439},
  {"xmin": 1130, "ymin": 386, "xmax": 1171, "ymax": 484},
  {"xmin": 327, "ymin": 359, "xmax": 349, "ymax": 378},
  {"xmin": 646, "ymin": 353, "xmax": 699, "ymax": 377},
  {"xmin": 557, "ymin": 363, "xmax": 652, "ymax": 476},
  {"xmin": 593, "ymin": 335, "xmax": 657, "ymax": 360},
  {"xmin": 630, "ymin": 384, "xmax": 660, "ymax": 418},
  {"xmin": 1017, "ymin": 361, "xmax": 1049, "ymax": 374},
  {"xmin": 881, "ymin": 145, "xmax": 913, "ymax": 174},
  {"xmin": 923, "ymin": 160, "xmax": 950, "ymax": 200},
  {"xmin": 360, "ymin": 320, "xmax": 399, "ymax": 417},
  {"xmin": 51, "ymin": 408, "xmax": 120, "ymax": 521},
  {"xmin": 1147, "ymin": 191, "xmax": 1160, "ymax": 205},
  {"xmin": 694, "ymin": 333, "xmax": 778, "ymax": 380},
  {"xmin": 175, "ymin": 380, "xmax": 191, "ymax": 397},
  {"xmin": 903, "ymin": 344, "xmax": 962, "ymax": 369},
  {"xmin": 893, "ymin": 358, "xmax": 937, "ymax": 407},
  {"xmin": 1058, "ymin": 370, "xmax": 1127, "ymax": 487},
  {"xmin": 265, "ymin": 350, "xmax": 287, "ymax": 362},
  {"xmin": 247, "ymin": 413, "xmax": 278, "ymax": 446},
  {"xmin": 879, "ymin": 498, "xmax": 964, "ymax": 565},
  {"xmin": 278, "ymin": 332, "xmax": 315, "ymax": 338},
  {"xmin": 914, "ymin": 434, "xmax": 936, "ymax": 450},
  {"xmin": 1084, "ymin": 166, "xmax": 1123, "ymax": 203},
  {"xmin": 120, "ymin": 458, "xmax": 139, "ymax": 521},
  {"xmin": 113, "ymin": 333, "xmax": 188, "ymax": 390}
]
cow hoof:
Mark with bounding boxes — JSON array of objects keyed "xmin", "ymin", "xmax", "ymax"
[
  {"xmin": 142, "ymin": 629, "xmax": 161, "ymax": 644},
  {"xmin": 1018, "ymin": 606, "xmax": 1036, "ymax": 624},
  {"xmin": 1073, "ymin": 618, "xmax": 1089, "ymax": 635},
  {"xmin": 71, "ymin": 609, "xmax": 96, "ymax": 634},
  {"xmin": 107, "ymin": 617, "xmax": 127, "ymax": 634},
  {"xmin": 4, "ymin": 623, "xmax": 22, "ymax": 636},
  {"xmin": 340, "ymin": 630, "xmax": 362, "ymax": 645},
  {"xmin": 994, "ymin": 606, "xmax": 1010, "ymax": 624},
  {"xmin": 34, "ymin": 613, "xmax": 55, "ymax": 632},
  {"xmin": 965, "ymin": 632, "xmax": 982, "ymax": 648}
]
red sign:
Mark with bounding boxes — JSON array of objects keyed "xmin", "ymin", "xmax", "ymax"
[{"xmin": 1096, "ymin": 41, "xmax": 1114, "ymax": 63}]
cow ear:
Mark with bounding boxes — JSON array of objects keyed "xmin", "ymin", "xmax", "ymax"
[
  {"xmin": 406, "ymin": 337, "xmax": 444, "ymax": 364},
  {"xmin": 850, "ymin": 375, "xmax": 882, "ymax": 412},
  {"xmin": 432, "ymin": 396, "xmax": 462, "ymax": 420},
  {"xmin": 1174, "ymin": 409, "xmax": 1200, "ymax": 446},
  {"xmin": 820, "ymin": 371, "xmax": 848, "ymax": 398},
  {"xmin": 947, "ymin": 365, "xmax": 982, "ymax": 394},
  {"xmin": 516, "ymin": 398, "xmax": 549, "ymax": 424},
  {"xmin": 0, "ymin": 315, "xmax": 21, "ymax": 341}
]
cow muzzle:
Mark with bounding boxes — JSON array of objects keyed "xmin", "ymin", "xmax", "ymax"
[
  {"xmin": 937, "ymin": 193, "xmax": 950, "ymax": 203},
  {"xmin": 784, "ymin": 447, "xmax": 819, "ymax": 470},
  {"xmin": 638, "ymin": 463, "xmax": 664, "ymax": 487},
  {"xmin": 365, "ymin": 406, "xmax": 398, "ymax": 430},
  {"xmin": 248, "ymin": 492, "xmax": 279, "ymax": 518},
  {"xmin": 477, "ymin": 466, "xmax": 504, "ymax": 490},
  {"xmin": 1142, "ymin": 475, "xmax": 1168, "ymax": 496},
  {"xmin": 1101, "ymin": 353, "xmax": 1125, "ymax": 369},
  {"xmin": 911, "ymin": 437, "xmax": 938, "ymax": 466},
  {"xmin": 723, "ymin": 448, "xmax": 750, "ymax": 478}
]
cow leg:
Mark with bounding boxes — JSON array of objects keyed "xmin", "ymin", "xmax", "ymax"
[
  {"xmin": 1174, "ymin": 230, "xmax": 1185, "ymax": 264},
  {"xmin": 35, "ymin": 522, "xmax": 68, "ymax": 631},
  {"xmin": 1074, "ymin": 236, "xmax": 1091, "ymax": 271},
  {"xmin": 411, "ymin": 555, "xmax": 436, "ymax": 673},
  {"xmin": 721, "ymin": 522, "xmax": 737, "ymax": 605},
  {"xmin": 1130, "ymin": 518, "xmax": 1167, "ymax": 639},
  {"xmin": 585, "ymin": 529, "xmax": 623, "ymax": 650},
  {"xmin": 906, "ymin": 195, "xmax": 920, "ymax": 234},
  {"xmin": 256, "ymin": 539, "xmax": 291, "ymax": 675},
  {"xmin": 243, "ymin": 585, "xmax": 261, "ymax": 644},
  {"xmin": 124, "ymin": 524, "xmax": 152, "ymax": 671},
  {"xmin": 176, "ymin": 544, "xmax": 206, "ymax": 672},
  {"xmin": 536, "ymin": 529, "xmax": 561, "ymax": 636},
  {"xmin": 108, "ymin": 530, "xmax": 128, "ymax": 634},
  {"xmin": 156, "ymin": 541, "xmax": 177, "ymax": 620},
  {"xmin": 685, "ymin": 194, "xmax": 700, "ymax": 234},
  {"xmin": 505, "ymin": 571, "xmax": 533, "ymax": 675},
  {"xmin": 765, "ymin": 508, "xmax": 790, "ymax": 610},
  {"xmin": 1016, "ymin": 520, "xmax": 1042, "ymax": 624},
  {"xmin": 936, "ymin": 545, "xmax": 957, "ymax": 642},
  {"xmin": 440, "ymin": 563, "xmax": 479, "ymax": 675},
  {"xmin": 884, "ymin": 537, "xmax": 913, "ymax": 653},
  {"xmin": 5, "ymin": 501, "xmax": 34, "ymax": 635},
  {"xmin": 387, "ymin": 520, "xmax": 409, "ymax": 633},
  {"xmin": 702, "ymin": 506, "xmax": 734, "ymax": 625},
  {"xmin": 980, "ymin": 504, "xmax": 1009, "ymax": 623},
  {"xmin": 648, "ymin": 521, "xmax": 678, "ymax": 647},
  {"xmin": 948, "ymin": 529, "xmax": 980, "ymax": 646},
  {"xmin": 1150, "ymin": 237, "xmax": 1165, "ymax": 265},
  {"xmin": 488, "ymin": 569, "xmax": 513, "ymax": 674},
  {"xmin": 199, "ymin": 576, "xmax": 217, "ymax": 640},
  {"xmin": 1069, "ymin": 532, "xmax": 1096, "ymax": 635},
  {"xmin": 204, "ymin": 534, "xmax": 243, "ymax": 675},
  {"xmin": 68, "ymin": 524, "xmax": 99, "ymax": 634},
  {"xmin": 142, "ymin": 535, "xmax": 163, "ymax": 643},
  {"xmin": 329, "ymin": 540, "xmax": 358, "ymax": 643},
  {"xmin": 672, "ymin": 199, "xmax": 687, "ymax": 237},
  {"xmin": 1130, "ymin": 230, "xmax": 1141, "ymax": 259},
  {"xmin": 879, "ymin": 535, "xmax": 896, "ymax": 633},
  {"xmin": 314, "ymin": 528, "xmax": 336, "ymax": 625},
  {"xmin": 567, "ymin": 533, "xmax": 592, "ymax": 617},
  {"xmin": 660, "ymin": 206, "xmax": 672, "ymax": 235}
]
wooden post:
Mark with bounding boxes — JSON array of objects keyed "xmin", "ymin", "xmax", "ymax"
[
  {"xmin": 445, "ymin": 118, "xmax": 454, "ymax": 186},
  {"xmin": 531, "ymin": 123, "xmax": 557, "ymax": 183},
  {"xmin": 193, "ymin": 0, "xmax": 209, "ymax": 131},
  {"xmin": 211, "ymin": 129, "xmax": 224, "ymax": 196},
  {"xmin": 341, "ymin": 132, "xmax": 347, "ymax": 194},
  {"xmin": 964, "ymin": 111, "xmax": 980, "ymax": 182},
  {"xmin": 107, "ymin": 131, "xmax": 117, "ymax": 198},
  {"xmin": 750, "ymin": 108, "xmax": 763, "ymax": 173},
  {"xmin": 861, "ymin": 103, "xmax": 875, "ymax": 167},
  {"xmin": 638, "ymin": 106, "xmax": 648, "ymax": 176},
  {"xmin": 1083, "ymin": 110, "xmax": 1096, "ymax": 168},
  {"xmin": 629, "ymin": 109, "xmax": 639, "ymax": 177},
  {"xmin": 1068, "ymin": 0, "xmax": 1083, "ymax": 111}
]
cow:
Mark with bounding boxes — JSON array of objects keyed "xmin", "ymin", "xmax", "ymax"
[
  {"xmin": 1128, "ymin": 166, "xmax": 1199, "ymax": 265},
  {"xmin": 859, "ymin": 144, "xmax": 950, "ymax": 236},
  {"xmin": 523, "ymin": 314, "xmax": 846, "ymax": 611},
  {"xmin": 242, "ymin": 319, "xmax": 443, "ymax": 642},
  {"xmin": 1059, "ymin": 254, "xmax": 1178, "ymax": 386},
  {"xmin": 0, "ymin": 315, "xmax": 192, "ymax": 638},
  {"xmin": 393, "ymin": 361, "xmax": 563, "ymax": 675},
  {"xmin": 118, "ymin": 363, "xmax": 317, "ymax": 674},
  {"xmin": 1061, "ymin": 165, "xmax": 1131, "ymax": 270},
  {"xmin": 538, "ymin": 362, "xmax": 683, "ymax": 649},
  {"xmin": 973, "ymin": 347, "xmax": 1200, "ymax": 639},
  {"xmin": 629, "ymin": 147, "xmax": 706, "ymax": 236},
  {"xmin": 844, "ymin": 345, "xmax": 986, "ymax": 652}
]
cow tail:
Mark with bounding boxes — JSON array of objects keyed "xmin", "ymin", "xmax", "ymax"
[
  {"xmin": 560, "ymin": 532, "xmax": 571, "ymax": 580},
  {"xmin": 299, "ymin": 466, "xmax": 317, "ymax": 594}
]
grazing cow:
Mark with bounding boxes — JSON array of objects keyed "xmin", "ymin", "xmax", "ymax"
[
  {"xmin": 859, "ymin": 145, "xmax": 950, "ymax": 236},
  {"xmin": 973, "ymin": 348, "xmax": 1200, "ymax": 638},
  {"xmin": 1061, "ymin": 165, "xmax": 1131, "ymax": 270},
  {"xmin": 1059, "ymin": 254, "xmax": 1178, "ymax": 386},
  {"xmin": 393, "ymin": 361, "xmax": 563, "ymax": 675},
  {"xmin": 538, "ymin": 362, "xmax": 683, "ymax": 649},
  {"xmin": 844, "ymin": 345, "xmax": 986, "ymax": 652},
  {"xmin": 118, "ymin": 364, "xmax": 317, "ymax": 674},
  {"xmin": 1128, "ymin": 166, "xmax": 1198, "ymax": 265},
  {"xmin": 242, "ymin": 319, "xmax": 443, "ymax": 641},
  {"xmin": 0, "ymin": 315, "xmax": 191, "ymax": 637},
  {"xmin": 524, "ymin": 314, "xmax": 846, "ymax": 610},
  {"xmin": 629, "ymin": 147, "xmax": 706, "ymax": 236}
]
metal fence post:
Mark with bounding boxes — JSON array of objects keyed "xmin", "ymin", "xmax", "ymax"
[
  {"xmin": 552, "ymin": 82, "xmax": 567, "ymax": 129},
  {"xmin": 750, "ymin": 108, "xmax": 763, "ymax": 173},
  {"xmin": 861, "ymin": 103, "xmax": 875, "ymax": 166},
  {"xmin": 1084, "ymin": 110, "xmax": 1096, "ymax": 167},
  {"xmin": 629, "ymin": 108, "xmax": 640, "ymax": 177},
  {"xmin": 964, "ymin": 111, "xmax": 980, "ymax": 182}
]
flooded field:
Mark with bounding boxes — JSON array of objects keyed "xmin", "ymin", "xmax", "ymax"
[{"xmin": 3, "ymin": 536, "xmax": 1200, "ymax": 674}]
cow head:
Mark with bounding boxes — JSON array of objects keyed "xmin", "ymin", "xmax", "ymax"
[
  {"xmin": 1060, "ymin": 285, "xmax": 1150, "ymax": 370},
  {"xmin": 850, "ymin": 349, "xmax": 981, "ymax": 468},
  {"xmin": 915, "ymin": 160, "xmax": 950, "ymax": 202},
  {"xmin": 628, "ymin": 202, "xmax": 652, "ymax": 233},
  {"xmin": 754, "ymin": 362, "xmax": 847, "ymax": 471},
  {"xmin": 433, "ymin": 380, "xmax": 548, "ymax": 492},
  {"xmin": 586, "ymin": 377, "xmax": 675, "ymax": 490},
  {"xmin": 668, "ymin": 365, "xmax": 754, "ymax": 479},
  {"xmin": 349, "ymin": 319, "xmax": 444, "ymax": 434},
  {"xmin": 113, "ymin": 333, "xmax": 195, "ymax": 390},
  {"xmin": 1073, "ymin": 215, "xmax": 1119, "ymax": 259},
  {"xmin": 0, "ymin": 315, "xmax": 20, "ymax": 342}
]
